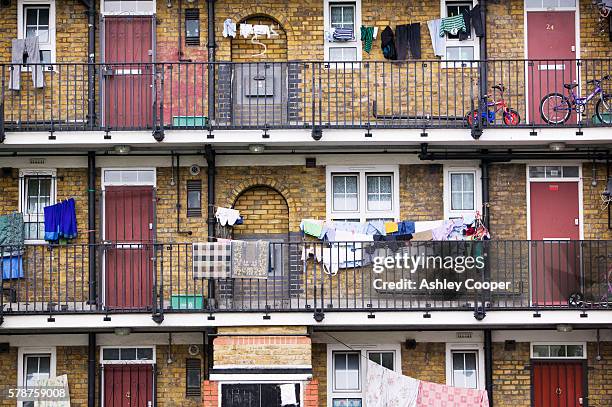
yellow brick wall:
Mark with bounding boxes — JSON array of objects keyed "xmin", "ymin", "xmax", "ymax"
[
  {"xmin": 156, "ymin": 344, "xmax": 203, "ymax": 407},
  {"xmin": 401, "ymin": 342, "xmax": 446, "ymax": 383},
  {"xmin": 311, "ymin": 343, "xmax": 328, "ymax": 407},
  {"xmin": 492, "ymin": 342, "xmax": 531, "ymax": 407},
  {"xmin": 0, "ymin": 347, "xmax": 18, "ymax": 407},
  {"xmin": 230, "ymin": 16, "xmax": 288, "ymax": 62},
  {"xmin": 232, "ymin": 186, "xmax": 290, "ymax": 238}
]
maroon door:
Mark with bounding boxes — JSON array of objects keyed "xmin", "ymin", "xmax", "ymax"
[
  {"xmin": 104, "ymin": 365, "xmax": 153, "ymax": 407},
  {"xmin": 104, "ymin": 16, "xmax": 154, "ymax": 129},
  {"xmin": 533, "ymin": 361, "xmax": 584, "ymax": 407},
  {"xmin": 530, "ymin": 182, "xmax": 580, "ymax": 305},
  {"xmin": 527, "ymin": 11, "xmax": 577, "ymax": 124},
  {"xmin": 105, "ymin": 186, "xmax": 154, "ymax": 310}
]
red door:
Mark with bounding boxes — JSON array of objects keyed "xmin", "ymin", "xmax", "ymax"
[
  {"xmin": 104, "ymin": 16, "xmax": 154, "ymax": 129},
  {"xmin": 533, "ymin": 361, "xmax": 584, "ymax": 407},
  {"xmin": 527, "ymin": 11, "xmax": 577, "ymax": 124},
  {"xmin": 530, "ymin": 181, "xmax": 580, "ymax": 305},
  {"xmin": 105, "ymin": 186, "xmax": 154, "ymax": 310},
  {"xmin": 104, "ymin": 365, "xmax": 153, "ymax": 407}
]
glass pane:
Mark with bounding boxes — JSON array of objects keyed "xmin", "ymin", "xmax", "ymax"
[
  {"xmin": 451, "ymin": 192, "xmax": 463, "ymax": 211},
  {"xmin": 333, "ymin": 399, "xmax": 362, "ymax": 407},
  {"xmin": 40, "ymin": 50, "xmax": 52, "ymax": 64},
  {"xmin": 333, "ymin": 176, "xmax": 346, "ymax": 194},
  {"xmin": 451, "ymin": 174, "xmax": 462, "ymax": 190},
  {"xmin": 563, "ymin": 166, "xmax": 579, "ymax": 178},
  {"xmin": 25, "ymin": 356, "xmax": 50, "ymax": 386},
  {"xmin": 187, "ymin": 190, "xmax": 201, "ymax": 209},
  {"xmin": 453, "ymin": 352, "xmax": 464, "ymax": 370},
  {"xmin": 546, "ymin": 166, "xmax": 562, "ymax": 178},
  {"xmin": 36, "ymin": 28, "xmax": 49, "ymax": 43},
  {"xmin": 136, "ymin": 348, "xmax": 153, "ymax": 360},
  {"xmin": 343, "ymin": 6, "xmax": 354, "ymax": 24},
  {"xmin": 120, "ymin": 348, "xmax": 136, "ymax": 360},
  {"xmin": 465, "ymin": 353, "xmax": 477, "ymax": 370},
  {"xmin": 463, "ymin": 174, "xmax": 474, "ymax": 191},
  {"xmin": 368, "ymin": 352, "xmax": 381, "ymax": 364},
  {"xmin": 103, "ymin": 349, "xmax": 120, "ymax": 360},
  {"xmin": 185, "ymin": 20, "xmax": 199, "ymax": 38},
  {"xmin": 566, "ymin": 345, "xmax": 584, "ymax": 357},
  {"xmin": 187, "ymin": 368, "xmax": 200, "ymax": 388},
  {"xmin": 529, "ymin": 166, "xmax": 546, "ymax": 178},
  {"xmin": 121, "ymin": 171, "xmax": 138, "ymax": 183},
  {"xmin": 463, "ymin": 192, "xmax": 474, "ymax": 210},
  {"xmin": 38, "ymin": 8, "xmax": 49, "ymax": 25},
  {"xmin": 104, "ymin": 1, "xmax": 121, "ymax": 11},
  {"xmin": 532, "ymin": 345, "xmax": 549, "ymax": 358},
  {"xmin": 558, "ymin": 0, "xmax": 576, "ymax": 6},
  {"xmin": 329, "ymin": 47, "xmax": 357, "ymax": 61},
  {"xmin": 330, "ymin": 6, "xmax": 343, "ymax": 25},
  {"xmin": 26, "ymin": 9, "xmax": 38, "ymax": 25},
  {"xmin": 381, "ymin": 352, "xmax": 394, "ymax": 370},
  {"xmin": 460, "ymin": 47, "xmax": 474, "ymax": 60},
  {"xmin": 549, "ymin": 345, "xmax": 566, "ymax": 357},
  {"xmin": 104, "ymin": 170, "xmax": 121, "ymax": 183},
  {"xmin": 525, "ymin": 0, "xmax": 542, "ymax": 8},
  {"xmin": 347, "ymin": 353, "xmax": 359, "ymax": 370},
  {"xmin": 464, "ymin": 370, "xmax": 477, "ymax": 388},
  {"xmin": 542, "ymin": 0, "xmax": 557, "ymax": 7}
]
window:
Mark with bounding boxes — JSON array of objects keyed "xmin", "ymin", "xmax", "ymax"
[
  {"xmin": 186, "ymin": 359, "xmax": 201, "ymax": 397},
  {"xmin": 531, "ymin": 343, "xmax": 586, "ymax": 359},
  {"xmin": 186, "ymin": 180, "xmax": 202, "ymax": 217},
  {"xmin": 441, "ymin": 1, "xmax": 479, "ymax": 63},
  {"xmin": 102, "ymin": 169, "xmax": 156, "ymax": 186},
  {"xmin": 443, "ymin": 166, "xmax": 481, "ymax": 219},
  {"xmin": 525, "ymin": 0, "xmax": 576, "ymax": 9},
  {"xmin": 102, "ymin": 0, "xmax": 155, "ymax": 14},
  {"xmin": 324, "ymin": 0, "xmax": 362, "ymax": 62},
  {"xmin": 19, "ymin": 170, "xmax": 56, "ymax": 242},
  {"xmin": 451, "ymin": 351, "xmax": 478, "ymax": 388},
  {"xmin": 528, "ymin": 165, "xmax": 579, "ymax": 179},
  {"xmin": 100, "ymin": 347, "xmax": 155, "ymax": 363},
  {"xmin": 327, "ymin": 344, "xmax": 400, "ymax": 407},
  {"xmin": 327, "ymin": 166, "xmax": 399, "ymax": 222},
  {"xmin": 18, "ymin": 348, "xmax": 56, "ymax": 407},
  {"xmin": 18, "ymin": 0, "xmax": 56, "ymax": 64},
  {"xmin": 445, "ymin": 344, "xmax": 484, "ymax": 390},
  {"xmin": 185, "ymin": 9, "xmax": 200, "ymax": 46}
]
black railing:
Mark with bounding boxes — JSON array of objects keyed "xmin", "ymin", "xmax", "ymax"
[
  {"xmin": 1, "ymin": 59, "xmax": 612, "ymax": 132},
  {"xmin": 1, "ymin": 240, "xmax": 611, "ymax": 316}
]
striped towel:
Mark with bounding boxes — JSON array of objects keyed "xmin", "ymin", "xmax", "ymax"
[
  {"xmin": 439, "ymin": 14, "xmax": 467, "ymax": 36},
  {"xmin": 333, "ymin": 27, "xmax": 354, "ymax": 41},
  {"xmin": 193, "ymin": 242, "xmax": 231, "ymax": 279}
]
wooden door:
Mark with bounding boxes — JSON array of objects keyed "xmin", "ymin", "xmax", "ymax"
[
  {"xmin": 104, "ymin": 365, "xmax": 153, "ymax": 407},
  {"xmin": 533, "ymin": 361, "xmax": 584, "ymax": 407}
]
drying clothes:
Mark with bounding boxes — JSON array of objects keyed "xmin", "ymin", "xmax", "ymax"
[
  {"xmin": 10, "ymin": 37, "xmax": 45, "ymax": 91},
  {"xmin": 416, "ymin": 380, "xmax": 489, "ymax": 407},
  {"xmin": 193, "ymin": 242, "xmax": 231, "ymax": 279},
  {"xmin": 279, "ymin": 384, "xmax": 297, "ymax": 406},
  {"xmin": 470, "ymin": 5, "xmax": 485, "ymax": 37},
  {"xmin": 33, "ymin": 374, "xmax": 71, "ymax": 407},
  {"xmin": 2, "ymin": 255, "xmax": 24, "ymax": 280},
  {"xmin": 333, "ymin": 27, "xmax": 354, "ymax": 41},
  {"xmin": 427, "ymin": 19, "xmax": 446, "ymax": 57},
  {"xmin": 365, "ymin": 220, "xmax": 386, "ymax": 236},
  {"xmin": 300, "ymin": 219, "xmax": 324, "ymax": 238},
  {"xmin": 223, "ymin": 19, "xmax": 237, "ymax": 38},
  {"xmin": 320, "ymin": 242, "xmax": 364, "ymax": 275},
  {"xmin": 392, "ymin": 221, "xmax": 416, "ymax": 236},
  {"xmin": 381, "ymin": 26, "xmax": 397, "ymax": 60},
  {"xmin": 408, "ymin": 23, "xmax": 422, "ymax": 59},
  {"xmin": 395, "ymin": 24, "xmax": 410, "ymax": 60},
  {"xmin": 414, "ymin": 220, "xmax": 445, "ymax": 234},
  {"xmin": 0, "ymin": 213, "xmax": 24, "ymax": 248},
  {"xmin": 385, "ymin": 221, "xmax": 399, "ymax": 234},
  {"xmin": 253, "ymin": 24, "xmax": 271, "ymax": 37},
  {"xmin": 361, "ymin": 26, "xmax": 375, "ymax": 53},
  {"xmin": 366, "ymin": 360, "xmax": 419, "ymax": 407},
  {"xmin": 459, "ymin": 9, "xmax": 472, "ymax": 41},
  {"xmin": 215, "ymin": 207, "xmax": 241, "ymax": 226},
  {"xmin": 240, "ymin": 23, "xmax": 254, "ymax": 38},
  {"xmin": 440, "ymin": 14, "xmax": 467, "ymax": 37},
  {"xmin": 333, "ymin": 230, "xmax": 374, "ymax": 242},
  {"xmin": 43, "ymin": 199, "xmax": 78, "ymax": 242},
  {"xmin": 231, "ymin": 240, "xmax": 269, "ymax": 279}
]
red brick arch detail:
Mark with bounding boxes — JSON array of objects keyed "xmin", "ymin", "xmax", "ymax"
[{"xmin": 229, "ymin": 9, "xmax": 293, "ymax": 38}]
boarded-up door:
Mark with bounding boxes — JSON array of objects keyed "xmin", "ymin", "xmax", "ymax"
[
  {"xmin": 530, "ymin": 181, "xmax": 580, "ymax": 305},
  {"xmin": 527, "ymin": 11, "xmax": 576, "ymax": 124},
  {"xmin": 104, "ymin": 365, "xmax": 153, "ymax": 407},
  {"xmin": 104, "ymin": 16, "xmax": 154, "ymax": 129},
  {"xmin": 104, "ymin": 186, "xmax": 154, "ymax": 310},
  {"xmin": 533, "ymin": 361, "xmax": 584, "ymax": 407}
]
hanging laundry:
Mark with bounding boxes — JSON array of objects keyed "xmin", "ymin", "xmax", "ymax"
[
  {"xmin": 333, "ymin": 27, "xmax": 354, "ymax": 41},
  {"xmin": 240, "ymin": 23, "xmax": 255, "ymax": 38},
  {"xmin": 408, "ymin": 23, "xmax": 422, "ymax": 59},
  {"xmin": 324, "ymin": 28, "xmax": 336, "ymax": 42},
  {"xmin": 300, "ymin": 219, "xmax": 325, "ymax": 238},
  {"xmin": 381, "ymin": 26, "xmax": 398, "ymax": 60},
  {"xmin": 231, "ymin": 240, "xmax": 269, "ymax": 279},
  {"xmin": 43, "ymin": 198, "xmax": 77, "ymax": 242},
  {"xmin": 33, "ymin": 374, "xmax": 71, "ymax": 407},
  {"xmin": 439, "ymin": 14, "xmax": 467, "ymax": 37},
  {"xmin": 470, "ymin": 4, "xmax": 485, "ymax": 37},
  {"xmin": 193, "ymin": 241, "xmax": 231, "ymax": 279},
  {"xmin": 279, "ymin": 384, "xmax": 297, "ymax": 406},
  {"xmin": 2, "ymin": 255, "xmax": 24, "ymax": 280},
  {"xmin": 416, "ymin": 380, "xmax": 489, "ymax": 407},
  {"xmin": 384, "ymin": 221, "xmax": 399, "ymax": 234},
  {"xmin": 361, "ymin": 26, "xmax": 375, "ymax": 53},
  {"xmin": 366, "ymin": 360, "xmax": 420, "ymax": 407},
  {"xmin": 215, "ymin": 207, "xmax": 241, "ymax": 226},
  {"xmin": 0, "ymin": 213, "xmax": 24, "ymax": 247},
  {"xmin": 395, "ymin": 24, "xmax": 410, "ymax": 60},
  {"xmin": 392, "ymin": 221, "xmax": 415, "ymax": 236},
  {"xmin": 223, "ymin": 19, "xmax": 237, "ymax": 38},
  {"xmin": 10, "ymin": 36, "xmax": 45, "ymax": 91},
  {"xmin": 253, "ymin": 24, "xmax": 271, "ymax": 38},
  {"xmin": 459, "ymin": 8, "xmax": 472, "ymax": 41},
  {"xmin": 427, "ymin": 19, "xmax": 446, "ymax": 57}
]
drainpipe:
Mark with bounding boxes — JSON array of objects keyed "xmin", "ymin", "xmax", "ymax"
[
  {"xmin": 87, "ymin": 151, "xmax": 97, "ymax": 305},
  {"xmin": 86, "ymin": 1, "xmax": 96, "ymax": 129},
  {"xmin": 475, "ymin": 0, "xmax": 487, "ymax": 139},
  {"xmin": 480, "ymin": 159, "xmax": 490, "ymax": 230},
  {"xmin": 484, "ymin": 329, "xmax": 494, "ymax": 407},
  {"xmin": 205, "ymin": 145, "xmax": 216, "ymax": 306},
  {"xmin": 87, "ymin": 333, "xmax": 96, "ymax": 407},
  {"xmin": 206, "ymin": 0, "xmax": 217, "ymax": 123}
]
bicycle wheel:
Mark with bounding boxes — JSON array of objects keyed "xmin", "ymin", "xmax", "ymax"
[
  {"xmin": 540, "ymin": 93, "xmax": 571, "ymax": 124},
  {"xmin": 503, "ymin": 108, "xmax": 521, "ymax": 126},
  {"xmin": 595, "ymin": 93, "xmax": 612, "ymax": 124}
]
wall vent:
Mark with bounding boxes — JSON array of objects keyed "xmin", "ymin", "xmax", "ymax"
[
  {"xmin": 456, "ymin": 332, "xmax": 473, "ymax": 339},
  {"xmin": 30, "ymin": 158, "xmax": 46, "ymax": 165}
]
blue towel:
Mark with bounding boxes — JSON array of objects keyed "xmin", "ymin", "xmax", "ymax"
[
  {"xmin": 44, "ymin": 198, "xmax": 78, "ymax": 242},
  {"xmin": 391, "ymin": 221, "xmax": 416, "ymax": 236},
  {"xmin": 2, "ymin": 255, "xmax": 23, "ymax": 279},
  {"xmin": 44, "ymin": 203, "xmax": 60, "ymax": 241}
]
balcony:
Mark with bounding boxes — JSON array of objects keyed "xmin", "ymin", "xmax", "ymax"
[
  {"xmin": 1, "ymin": 240, "xmax": 611, "ymax": 317},
  {"xmin": 1, "ymin": 59, "xmax": 611, "ymax": 134}
]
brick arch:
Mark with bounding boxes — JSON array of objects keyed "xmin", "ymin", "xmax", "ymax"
[
  {"xmin": 226, "ymin": 177, "xmax": 299, "ymax": 229},
  {"xmin": 229, "ymin": 8, "xmax": 293, "ymax": 38}
]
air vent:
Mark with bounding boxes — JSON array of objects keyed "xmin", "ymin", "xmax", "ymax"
[
  {"xmin": 184, "ymin": 9, "xmax": 200, "ymax": 46},
  {"xmin": 456, "ymin": 332, "xmax": 473, "ymax": 339},
  {"xmin": 30, "ymin": 158, "xmax": 46, "ymax": 165}
]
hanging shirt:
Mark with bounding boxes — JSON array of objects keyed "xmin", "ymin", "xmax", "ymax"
[
  {"xmin": 240, "ymin": 23, "xmax": 254, "ymax": 38},
  {"xmin": 427, "ymin": 19, "xmax": 446, "ymax": 57},
  {"xmin": 361, "ymin": 26, "xmax": 375, "ymax": 53},
  {"xmin": 223, "ymin": 19, "xmax": 237, "ymax": 38},
  {"xmin": 439, "ymin": 14, "xmax": 467, "ymax": 36}
]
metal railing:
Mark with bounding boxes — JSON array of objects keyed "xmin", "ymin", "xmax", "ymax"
[
  {"xmin": 1, "ymin": 240, "xmax": 611, "ymax": 316},
  {"xmin": 1, "ymin": 59, "xmax": 611, "ymax": 133}
]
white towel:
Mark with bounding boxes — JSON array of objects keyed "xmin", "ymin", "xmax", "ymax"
[
  {"xmin": 279, "ymin": 384, "xmax": 297, "ymax": 406},
  {"xmin": 240, "ymin": 23, "xmax": 254, "ymax": 38},
  {"xmin": 223, "ymin": 19, "xmax": 236, "ymax": 38},
  {"xmin": 366, "ymin": 360, "xmax": 419, "ymax": 407},
  {"xmin": 253, "ymin": 24, "xmax": 271, "ymax": 37},
  {"xmin": 215, "ymin": 207, "xmax": 241, "ymax": 226}
]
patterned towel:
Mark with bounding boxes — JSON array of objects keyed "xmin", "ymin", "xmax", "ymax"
[
  {"xmin": 231, "ymin": 240, "xmax": 269, "ymax": 279},
  {"xmin": 193, "ymin": 242, "xmax": 231, "ymax": 279},
  {"xmin": 417, "ymin": 380, "xmax": 489, "ymax": 407}
]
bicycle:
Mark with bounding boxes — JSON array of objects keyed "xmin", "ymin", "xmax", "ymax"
[
  {"xmin": 539, "ymin": 74, "xmax": 612, "ymax": 125},
  {"xmin": 568, "ymin": 256, "xmax": 612, "ymax": 308},
  {"xmin": 466, "ymin": 84, "xmax": 521, "ymax": 127}
]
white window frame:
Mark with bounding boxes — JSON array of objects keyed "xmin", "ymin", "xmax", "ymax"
[
  {"xmin": 324, "ymin": 0, "xmax": 363, "ymax": 62},
  {"xmin": 101, "ymin": 168, "xmax": 157, "ymax": 188},
  {"xmin": 443, "ymin": 165, "xmax": 482, "ymax": 220},
  {"xmin": 530, "ymin": 342, "xmax": 587, "ymax": 359},
  {"xmin": 17, "ymin": 347, "xmax": 57, "ymax": 407},
  {"xmin": 99, "ymin": 346, "xmax": 157, "ymax": 365},
  {"xmin": 327, "ymin": 343, "xmax": 401, "ymax": 407},
  {"xmin": 440, "ymin": 0, "xmax": 480, "ymax": 66},
  {"xmin": 100, "ymin": 0, "xmax": 156, "ymax": 15},
  {"xmin": 326, "ymin": 165, "xmax": 400, "ymax": 222},
  {"xmin": 445, "ymin": 343, "xmax": 485, "ymax": 390},
  {"xmin": 17, "ymin": 0, "xmax": 56, "ymax": 64},
  {"xmin": 19, "ymin": 169, "xmax": 57, "ymax": 244}
]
